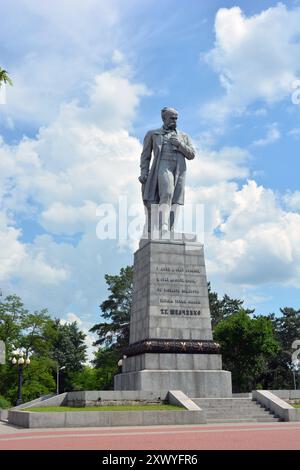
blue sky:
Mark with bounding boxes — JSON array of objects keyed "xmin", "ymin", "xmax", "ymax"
[{"xmin": 1, "ymin": 0, "xmax": 300, "ymax": 359}]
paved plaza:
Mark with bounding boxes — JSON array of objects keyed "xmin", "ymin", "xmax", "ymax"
[{"xmin": 0, "ymin": 420, "xmax": 300, "ymax": 450}]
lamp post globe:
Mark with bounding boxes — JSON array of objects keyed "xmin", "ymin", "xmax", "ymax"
[{"xmin": 11, "ymin": 351, "xmax": 30, "ymax": 406}]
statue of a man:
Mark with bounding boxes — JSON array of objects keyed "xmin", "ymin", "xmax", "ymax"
[{"xmin": 139, "ymin": 107, "xmax": 196, "ymax": 234}]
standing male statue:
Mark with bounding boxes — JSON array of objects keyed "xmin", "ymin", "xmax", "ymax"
[{"xmin": 139, "ymin": 107, "xmax": 196, "ymax": 235}]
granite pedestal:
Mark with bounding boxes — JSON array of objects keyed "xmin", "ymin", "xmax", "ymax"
[{"xmin": 114, "ymin": 233, "xmax": 232, "ymax": 397}]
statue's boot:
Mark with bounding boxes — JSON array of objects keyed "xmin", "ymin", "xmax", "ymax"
[
  {"xmin": 159, "ymin": 203, "xmax": 171, "ymax": 238},
  {"xmin": 170, "ymin": 203, "xmax": 180, "ymax": 232}
]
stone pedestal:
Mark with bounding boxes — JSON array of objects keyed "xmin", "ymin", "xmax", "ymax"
[{"xmin": 114, "ymin": 233, "xmax": 232, "ymax": 397}]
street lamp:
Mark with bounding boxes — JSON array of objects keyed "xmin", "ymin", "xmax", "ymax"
[
  {"xmin": 56, "ymin": 365, "xmax": 66, "ymax": 395},
  {"xmin": 292, "ymin": 360, "xmax": 300, "ymax": 390},
  {"xmin": 11, "ymin": 351, "xmax": 30, "ymax": 405}
]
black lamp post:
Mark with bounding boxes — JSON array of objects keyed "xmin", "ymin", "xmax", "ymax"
[
  {"xmin": 292, "ymin": 360, "xmax": 300, "ymax": 390},
  {"xmin": 56, "ymin": 365, "xmax": 66, "ymax": 395},
  {"xmin": 12, "ymin": 351, "xmax": 30, "ymax": 405}
]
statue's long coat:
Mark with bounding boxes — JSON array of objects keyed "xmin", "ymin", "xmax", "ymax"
[{"xmin": 140, "ymin": 127, "xmax": 196, "ymax": 204}]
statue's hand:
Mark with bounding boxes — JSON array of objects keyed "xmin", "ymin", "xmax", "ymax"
[
  {"xmin": 139, "ymin": 175, "xmax": 148, "ymax": 184},
  {"xmin": 169, "ymin": 136, "xmax": 181, "ymax": 148}
]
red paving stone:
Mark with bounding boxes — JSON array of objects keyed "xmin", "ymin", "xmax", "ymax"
[{"xmin": 0, "ymin": 423, "xmax": 300, "ymax": 450}]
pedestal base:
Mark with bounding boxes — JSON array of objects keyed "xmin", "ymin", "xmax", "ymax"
[{"xmin": 114, "ymin": 369, "xmax": 232, "ymax": 398}]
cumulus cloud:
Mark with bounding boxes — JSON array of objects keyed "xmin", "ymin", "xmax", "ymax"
[
  {"xmin": 0, "ymin": 212, "xmax": 27, "ymax": 281},
  {"xmin": 40, "ymin": 201, "xmax": 99, "ymax": 235},
  {"xmin": 88, "ymin": 70, "xmax": 150, "ymax": 130},
  {"xmin": 0, "ymin": 63, "xmax": 147, "ymax": 330},
  {"xmin": 284, "ymin": 190, "xmax": 300, "ymax": 211},
  {"xmin": 183, "ymin": 145, "xmax": 251, "ymax": 233},
  {"xmin": 203, "ymin": 3, "xmax": 300, "ymax": 120},
  {"xmin": 206, "ymin": 180, "xmax": 300, "ymax": 287},
  {"xmin": 1, "ymin": 68, "xmax": 147, "ymax": 216},
  {"xmin": 0, "ymin": 210, "xmax": 69, "ymax": 286},
  {"xmin": 187, "ymin": 146, "xmax": 250, "ymax": 186},
  {"xmin": 0, "ymin": 0, "xmax": 121, "ymax": 126}
]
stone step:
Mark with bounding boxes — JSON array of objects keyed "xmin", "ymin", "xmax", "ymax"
[
  {"xmin": 193, "ymin": 400, "xmax": 264, "ymax": 406},
  {"xmin": 190, "ymin": 397, "xmax": 278, "ymax": 423},
  {"xmin": 203, "ymin": 410, "xmax": 272, "ymax": 416},
  {"xmin": 204, "ymin": 413, "xmax": 274, "ymax": 419},
  {"xmin": 203, "ymin": 409, "xmax": 273, "ymax": 415},
  {"xmin": 193, "ymin": 404, "xmax": 266, "ymax": 409},
  {"xmin": 207, "ymin": 417, "xmax": 281, "ymax": 424},
  {"xmin": 193, "ymin": 403, "xmax": 265, "ymax": 407},
  {"xmin": 192, "ymin": 397, "xmax": 253, "ymax": 400},
  {"xmin": 197, "ymin": 403, "xmax": 265, "ymax": 412},
  {"xmin": 192, "ymin": 399, "xmax": 255, "ymax": 403}
]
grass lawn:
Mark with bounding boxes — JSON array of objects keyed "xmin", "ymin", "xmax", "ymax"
[
  {"xmin": 293, "ymin": 404, "xmax": 300, "ymax": 408},
  {"xmin": 24, "ymin": 404, "xmax": 183, "ymax": 412}
]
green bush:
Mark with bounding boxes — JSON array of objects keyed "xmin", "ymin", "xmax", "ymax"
[{"xmin": 0, "ymin": 395, "xmax": 11, "ymax": 409}]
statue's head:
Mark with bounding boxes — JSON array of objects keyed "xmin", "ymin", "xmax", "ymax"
[{"xmin": 161, "ymin": 107, "xmax": 178, "ymax": 130}]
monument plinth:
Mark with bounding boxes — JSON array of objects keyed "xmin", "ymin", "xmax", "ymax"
[{"xmin": 114, "ymin": 234, "xmax": 232, "ymax": 397}]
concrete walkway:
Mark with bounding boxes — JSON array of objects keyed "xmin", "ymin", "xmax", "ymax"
[{"xmin": 0, "ymin": 420, "xmax": 300, "ymax": 450}]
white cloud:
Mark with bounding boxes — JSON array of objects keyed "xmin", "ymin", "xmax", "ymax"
[
  {"xmin": 0, "ymin": 0, "xmax": 121, "ymax": 126},
  {"xmin": 0, "ymin": 63, "xmax": 147, "ymax": 341},
  {"xmin": 41, "ymin": 201, "xmax": 99, "ymax": 235},
  {"xmin": 88, "ymin": 70, "xmax": 150, "ymax": 130},
  {"xmin": 0, "ymin": 212, "xmax": 27, "ymax": 281},
  {"xmin": 284, "ymin": 190, "xmax": 300, "ymax": 211},
  {"xmin": 0, "ymin": 210, "xmax": 69, "ymax": 285},
  {"xmin": 1, "ymin": 69, "xmax": 146, "ymax": 221},
  {"xmin": 288, "ymin": 127, "xmax": 300, "ymax": 138},
  {"xmin": 206, "ymin": 181, "xmax": 300, "ymax": 287},
  {"xmin": 188, "ymin": 146, "xmax": 250, "ymax": 185},
  {"xmin": 203, "ymin": 3, "xmax": 300, "ymax": 120},
  {"xmin": 185, "ymin": 145, "xmax": 250, "ymax": 233},
  {"xmin": 185, "ymin": 144, "xmax": 299, "ymax": 291},
  {"xmin": 253, "ymin": 123, "xmax": 281, "ymax": 146},
  {"xmin": 61, "ymin": 312, "xmax": 83, "ymax": 325}
]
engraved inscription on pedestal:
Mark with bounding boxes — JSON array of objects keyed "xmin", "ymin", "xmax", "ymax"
[{"xmin": 129, "ymin": 238, "xmax": 213, "ymax": 346}]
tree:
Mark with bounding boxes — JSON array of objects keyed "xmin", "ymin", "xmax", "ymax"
[
  {"xmin": 0, "ymin": 294, "xmax": 88, "ymax": 400},
  {"xmin": 0, "ymin": 294, "xmax": 27, "ymax": 355},
  {"xmin": 92, "ymin": 347, "xmax": 123, "ymax": 390},
  {"xmin": 214, "ymin": 310, "xmax": 279, "ymax": 392},
  {"xmin": 68, "ymin": 366, "xmax": 100, "ymax": 391},
  {"xmin": 90, "ymin": 266, "xmax": 133, "ymax": 389},
  {"xmin": 0, "ymin": 295, "xmax": 52, "ymax": 357},
  {"xmin": 6, "ymin": 357, "xmax": 56, "ymax": 404},
  {"xmin": 47, "ymin": 319, "xmax": 88, "ymax": 392},
  {"xmin": 260, "ymin": 308, "xmax": 300, "ymax": 389},
  {"xmin": 20, "ymin": 310, "xmax": 52, "ymax": 357},
  {"xmin": 208, "ymin": 283, "xmax": 254, "ymax": 329},
  {"xmin": 90, "ymin": 265, "xmax": 133, "ymax": 350},
  {"xmin": 0, "ymin": 295, "xmax": 56, "ymax": 402},
  {"xmin": 274, "ymin": 308, "xmax": 300, "ymax": 352},
  {"xmin": 0, "ymin": 67, "xmax": 13, "ymax": 88},
  {"xmin": 48, "ymin": 319, "xmax": 87, "ymax": 370}
]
